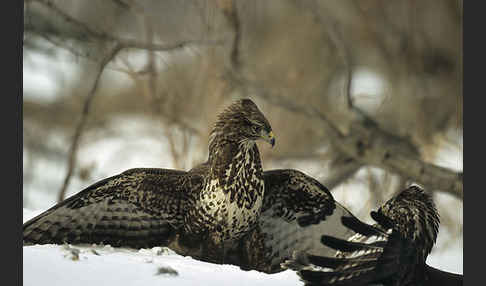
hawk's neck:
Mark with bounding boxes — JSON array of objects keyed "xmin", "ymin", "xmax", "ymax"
[{"xmin": 205, "ymin": 139, "xmax": 264, "ymax": 205}]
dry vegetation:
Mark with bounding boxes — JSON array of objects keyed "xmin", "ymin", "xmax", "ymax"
[{"xmin": 23, "ymin": 0, "xmax": 462, "ymax": 247}]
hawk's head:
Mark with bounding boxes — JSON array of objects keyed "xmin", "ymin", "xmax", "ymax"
[{"xmin": 211, "ymin": 98, "xmax": 275, "ymax": 147}]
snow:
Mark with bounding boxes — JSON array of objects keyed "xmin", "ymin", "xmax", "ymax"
[
  {"xmin": 23, "ymin": 244, "xmax": 300, "ymax": 286},
  {"xmin": 427, "ymin": 238, "xmax": 463, "ymax": 274},
  {"xmin": 23, "ymin": 209, "xmax": 302, "ymax": 286}
]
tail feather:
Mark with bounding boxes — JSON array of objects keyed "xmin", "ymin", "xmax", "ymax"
[
  {"xmin": 305, "ymin": 251, "xmax": 395, "ymax": 270},
  {"xmin": 340, "ymin": 216, "xmax": 387, "ymax": 237},
  {"xmin": 298, "ymin": 265, "xmax": 382, "ymax": 286},
  {"xmin": 320, "ymin": 235, "xmax": 387, "ymax": 253}
]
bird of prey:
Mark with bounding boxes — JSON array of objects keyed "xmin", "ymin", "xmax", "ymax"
[
  {"xmin": 283, "ymin": 185, "xmax": 463, "ymax": 286},
  {"xmin": 23, "ymin": 98, "xmax": 356, "ymax": 273}
]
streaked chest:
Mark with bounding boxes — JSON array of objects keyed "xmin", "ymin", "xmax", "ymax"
[{"xmin": 197, "ymin": 143, "xmax": 264, "ymax": 238}]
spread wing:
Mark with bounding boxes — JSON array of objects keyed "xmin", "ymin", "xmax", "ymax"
[
  {"xmin": 286, "ymin": 214, "xmax": 405, "ymax": 285},
  {"xmin": 23, "ymin": 168, "xmax": 204, "ymax": 248},
  {"xmin": 284, "ymin": 185, "xmax": 443, "ymax": 286},
  {"xmin": 254, "ymin": 169, "xmax": 357, "ymax": 273}
]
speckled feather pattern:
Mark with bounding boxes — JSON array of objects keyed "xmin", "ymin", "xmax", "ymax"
[
  {"xmin": 22, "ymin": 168, "xmax": 203, "ymax": 248},
  {"xmin": 377, "ymin": 185, "xmax": 440, "ymax": 261}
]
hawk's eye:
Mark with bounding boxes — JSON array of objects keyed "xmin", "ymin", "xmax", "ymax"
[{"xmin": 252, "ymin": 125, "xmax": 262, "ymax": 134}]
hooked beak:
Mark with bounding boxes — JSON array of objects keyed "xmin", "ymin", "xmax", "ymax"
[{"xmin": 262, "ymin": 130, "xmax": 275, "ymax": 148}]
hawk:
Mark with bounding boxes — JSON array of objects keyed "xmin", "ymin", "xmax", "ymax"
[
  {"xmin": 23, "ymin": 98, "xmax": 356, "ymax": 273},
  {"xmin": 283, "ymin": 185, "xmax": 463, "ymax": 286}
]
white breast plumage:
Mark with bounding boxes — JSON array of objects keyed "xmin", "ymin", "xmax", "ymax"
[
  {"xmin": 199, "ymin": 178, "xmax": 263, "ymax": 239},
  {"xmin": 195, "ymin": 140, "xmax": 264, "ymax": 241}
]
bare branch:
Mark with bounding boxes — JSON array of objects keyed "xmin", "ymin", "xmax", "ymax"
[
  {"xmin": 307, "ymin": 0, "xmax": 354, "ymax": 109},
  {"xmin": 57, "ymin": 43, "xmax": 122, "ymax": 202},
  {"xmin": 218, "ymin": 0, "xmax": 242, "ymax": 69},
  {"xmin": 243, "ymin": 83, "xmax": 343, "ymax": 140},
  {"xmin": 28, "ymin": 0, "xmax": 223, "ymax": 52},
  {"xmin": 258, "ymin": 94, "xmax": 462, "ymax": 199}
]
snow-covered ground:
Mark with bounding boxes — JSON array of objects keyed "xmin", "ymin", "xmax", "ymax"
[{"xmin": 23, "ymin": 209, "xmax": 302, "ymax": 286}]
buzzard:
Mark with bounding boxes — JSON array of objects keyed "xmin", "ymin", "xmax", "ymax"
[
  {"xmin": 283, "ymin": 185, "xmax": 463, "ymax": 286},
  {"xmin": 23, "ymin": 98, "xmax": 356, "ymax": 273}
]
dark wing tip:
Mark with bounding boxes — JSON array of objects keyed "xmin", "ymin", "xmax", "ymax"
[
  {"xmin": 340, "ymin": 216, "xmax": 384, "ymax": 237},
  {"xmin": 370, "ymin": 211, "xmax": 394, "ymax": 230}
]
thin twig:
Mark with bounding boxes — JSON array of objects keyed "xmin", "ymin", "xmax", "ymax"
[
  {"xmin": 57, "ymin": 43, "xmax": 122, "ymax": 202},
  {"xmin": 308, "ymin": 0, "xmax": 354, "ymax": 109},
  {"xmin": 217, "ymin": 0, "xmax": 241, "ymax": 70}
]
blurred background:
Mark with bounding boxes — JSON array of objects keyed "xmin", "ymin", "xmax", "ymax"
[{"xmin": 23, "ymin": 0, "xmax": 462, "ymax": 273}]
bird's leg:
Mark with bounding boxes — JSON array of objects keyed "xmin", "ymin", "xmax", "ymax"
[
  {"xmin": 238, "ymin": 226, "xmax": 273, "ymax": 273},
  {"xmin": 220, "ymin": 232, "xmax": 225, "ymax": 265},
  {"xmin": 198, "ymin": 231, "xmax": 225, "ymax": 265},
  {"xmin": 210, "ymin": 232, "xmax": 226, "ymax": 265}
]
